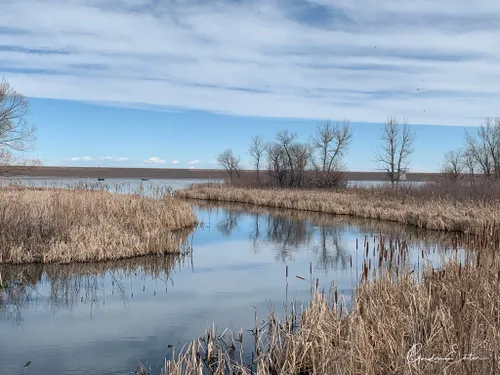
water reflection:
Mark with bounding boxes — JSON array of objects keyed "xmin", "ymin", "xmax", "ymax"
[
  {"xmin": 194, "ymin": 201, "xmax": 461, "ymax": 275},
  {"xmin": 0, "ymin": 255, "xmax": 187, "ymax": 325},
  {"xmin": 0, "ymin": 203, "xmax": 466, "ymax": 375}
]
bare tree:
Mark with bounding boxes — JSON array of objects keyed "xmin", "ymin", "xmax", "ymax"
[
  {"xmin": 289, "ymin": 142, "xmax": 312, "ymax": 188},
  {"xmin": 248, "ymin": 135, "xmax": 266, "ymax": 184},
  {"xmin": 311, "ymin": 119, "xmax": 353, "ymax": 173},
  {"xmin": 441, "ymin": 149, "xmax": 464, "ymax": 180},
  {"xmin": 0, "ymin": 77, "xmax": 38, "ymax": 174},
  {"xmin": 464, "ymin": 117, "xmax": 500, "ymax": 179},
  {"xmin": 275, "ymin": 130, "xmax": 298, "ymax": 186},
  {"xmin": 311, "ymin": 118, "xmax": 353, "ymax": 187},
  {"xmin": 462, "ymin": 147, "xmax": 476, "ymax": 180},
  {"xmin": 266, "ymin": 143, "xmax": 288, "ymax": 188},
  {"xmin": 374, "ymin": 117, "xmax": 416, "ymax": 185},
  {"xmin": 216, "ymin": 149, "xmax": 241, "ymax": 184}
]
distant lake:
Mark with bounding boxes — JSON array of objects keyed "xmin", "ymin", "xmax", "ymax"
[{"xmin": 0, "ymin": 177, "xmax": 425, "ymax": 193}]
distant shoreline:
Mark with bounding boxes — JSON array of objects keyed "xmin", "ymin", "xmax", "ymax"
[{"xmin": 0, "ymin": 166, "xmax": 441, "ymax": 182}]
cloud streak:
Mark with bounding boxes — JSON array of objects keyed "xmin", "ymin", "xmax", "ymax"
[
  {"xmin": 1, "ymin": 0, "xmax": 499, "ymax": 126},
  {"xmin": 69, "ymin": 156, "xmax": 129, "ymax": 162},
  {"xmin": 144, "ymin": 156, "xmax": 165, "ymax": 164}
]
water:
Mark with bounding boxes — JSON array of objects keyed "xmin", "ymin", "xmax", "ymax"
[
  {"xmin": 0, "ymin": 177, "xmax": 424, "ymax": 193},
  {"xmin": 0, "ymin": 177, "xmax": 218, "ymax": 194},
  {"xmin": 0, "ymin": 198, "xmax": 466, "ymax": 375}
]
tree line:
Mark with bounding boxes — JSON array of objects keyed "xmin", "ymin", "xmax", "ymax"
[
  {"xmin": 2, "ymin": 76, "xmax": 498, "ymax": 185},
  {"xmin": 442, "ymin": 117, "xmax": 500, "ymax": 181},
  {"xmin": 217, "ymin": 117, "xmax": 417, "ymax": 188}
]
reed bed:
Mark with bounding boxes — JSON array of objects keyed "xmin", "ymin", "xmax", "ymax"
[
  {"xmin": 176, "ymin": 183, "xmax": 500, "ymax": 237},
  {"xmin": 164, "ymin": 234, "xmax": 500, "ymax": 375},
  {"xmin": 0, "ymin": 186, "xmax": 197, "ymax": 264}
]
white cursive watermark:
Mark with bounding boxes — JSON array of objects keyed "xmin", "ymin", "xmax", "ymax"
[{"xmin": 407, "ymin": 344, "xmax": 489, "ymax": 365}]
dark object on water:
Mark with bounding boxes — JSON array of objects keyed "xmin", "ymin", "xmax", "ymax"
[
  {"xmin": 141, "ymin": 178, "xmax": 149, "ymax": 181},
  {"xmin": 97, "ymin": 178, "xmax": 105, "ymax": 181},
  {"xmin": 23, "ymin": 361, "xmax": 32, "ymax": 368}
]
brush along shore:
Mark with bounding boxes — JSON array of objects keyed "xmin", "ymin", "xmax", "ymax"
[
  {"xmin": 175, "ymin": 182, "xmax": 500, "ymax": 236},
  {"xmin": 0, "ymin": 186, "xmax": 197, "ymax": 264},
  {"xmin": 165, "ymin": 248, "xmax": 500, "ymax": 375}
]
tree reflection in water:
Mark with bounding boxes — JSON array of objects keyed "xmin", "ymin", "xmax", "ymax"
[{"xmin": 192, "ymin": 201, "xmax": 461, "ymax": 274}]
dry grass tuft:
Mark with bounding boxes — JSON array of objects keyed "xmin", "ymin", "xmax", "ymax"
[
  {"xmin": 176, "ymin": 183, "xmax": 500, "ymax": 237},
  {"xmin": 0, "ymin": 186, "xmax": 197, "ymax": 264}
]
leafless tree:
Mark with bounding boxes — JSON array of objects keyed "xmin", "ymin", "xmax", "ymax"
[
  {"xmin": 462, "ymin": 148, "xmax": 476, "ymax": 180},
  {"xmin": 441, "ymin": 149, "xmax": 464, "ymax": 180},
  {"xmin": 265, "ymin": 130, "xmax": 314, "ymax": 188},
  {"xmin": 289, "ymin": 142, "xmax": 312, "ymax": 188},
  {"xmin": 276, "ymin": 130, "xmax": 298, "ymax": 186},
  {"xmin": 464, "ymin": 117, "xmax": 500, "ymax": 179},
  {"xmin": 374, "ymin": 117, "xmax": 416, "ymax": 185},
  {"xmin": 216, "ymin": 149, "xmax": 241, "ymax": 184},
  {"xmin": 266, "ymin": 143, "xmax": 288, "ymax": 187},
  {"xmin": 0, "ymin": 77, "xmax": 39, "ymax": 174},
  {"xmin": 311, "ymin": 119, "xmax": 353, "ymax": 172},
  {"xmin": 311, "ymin": 118, "xmax": 353, "ymax": 187},
  {"xmin": 248, "ymin": 135, "xmax": 266, "ymax": 184}
]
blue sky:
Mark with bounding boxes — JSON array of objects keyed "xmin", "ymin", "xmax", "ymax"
[{"xmin": 1, "ymin": 0, "xmax": 499, "ymax": 172}]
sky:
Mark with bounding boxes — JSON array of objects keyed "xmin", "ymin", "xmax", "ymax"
[{"xmin": 1, "ymin": 0, "xmax": 499, "ymax": 172}]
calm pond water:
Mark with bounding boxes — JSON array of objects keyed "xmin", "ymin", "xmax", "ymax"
[{"xmin": 0, "ymin": 198, "xmax": 466, "ymax": 375}]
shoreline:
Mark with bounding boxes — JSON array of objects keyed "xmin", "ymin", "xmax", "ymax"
[
  {"xmin": 0, "ymin": 166, "xmax": 441, "ymax": 182},
  {"xmin": 175, "ymin": 184, "xmax": 500, "ymax": 236}
]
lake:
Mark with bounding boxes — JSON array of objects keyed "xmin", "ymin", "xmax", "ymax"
[{"xmin": 0, "ymin": 179, "xmax": 461, "ymax": 374}]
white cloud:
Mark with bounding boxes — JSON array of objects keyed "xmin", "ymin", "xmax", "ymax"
[
  {"xmin": 187, "ymin": 160, "xmax": 200, "ymax": 165},
  {"xmin": 69, "ymin": 156, "xmax": 130, "ymax": 162},
  {"xmin": 144, "ymin": 156, "xmax": 165, "ymax": 164},
  {"xmin": 1, "ymin": 0, "xmax": 500, "ymax": 126},
  {"xmin": 171, "ymin": 160, "xmax": 179, "ymax": 164}
]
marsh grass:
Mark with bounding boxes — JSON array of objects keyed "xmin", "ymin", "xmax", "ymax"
[
  {"xmin": 0, "ymin": 186, "xmax": 197, "ymax": 264},
  {"xmin": 176, "ymin": 182, "xmax": 500, "ymax": 238},
  {"xmin": 164, "ymin": 233, "xmax": 500, "ymax": 375}
]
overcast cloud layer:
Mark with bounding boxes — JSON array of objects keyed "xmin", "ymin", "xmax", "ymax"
[{"xmin": 1, "ymin": 0, "xmax": 499, "ymax": 126}]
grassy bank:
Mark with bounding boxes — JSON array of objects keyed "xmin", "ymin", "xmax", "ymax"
[
  {"xmin": 176, "ymin": 183, "xmax": 500, "ymax": 236},
  {"xmin": 0, "ymin": 187, "xmax": 197, "ymax": 264}
]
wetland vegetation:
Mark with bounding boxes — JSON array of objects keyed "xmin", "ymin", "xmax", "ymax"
[{"xmin": 0, "ymin": 185, "xmax": 197, "ymax": 264}]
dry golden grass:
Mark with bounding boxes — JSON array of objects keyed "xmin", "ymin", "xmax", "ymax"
[
  {"xmin": 0, "ymin": 186, "xmax": 197, "ymax": 264},
  {"xmin": 165, "ymin": 236, "xmax": 500, "ymax": 375},
  {"xmin": 176, "ymin": 184, "xmax": 500, "ymax": 236}
]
